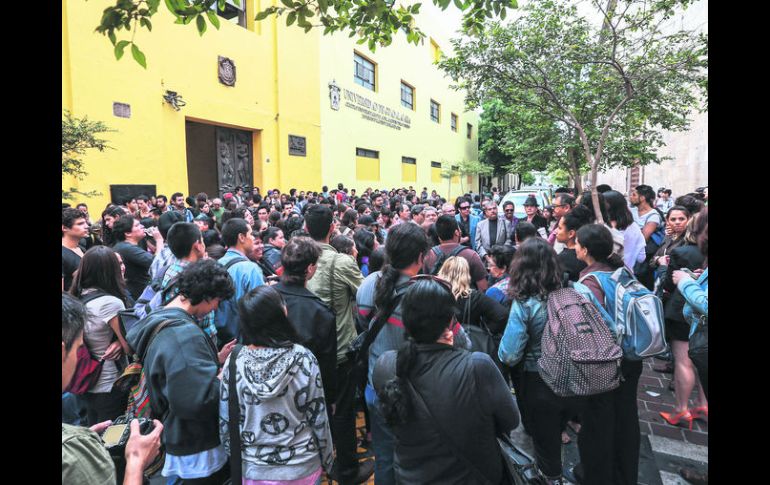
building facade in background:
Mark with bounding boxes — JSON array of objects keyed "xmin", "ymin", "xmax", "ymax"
[{"xmin": 62, "ymin": 0, "xmax": 479, "ymax": 208}]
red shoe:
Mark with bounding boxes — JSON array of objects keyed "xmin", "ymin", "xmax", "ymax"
[
  {"xmin": 691, "ymin": 406, "xmax": 708, "ymax": 421},
  {"xmin": 660, "ymin": 410, "xmax": 694, "ymax": 430}
]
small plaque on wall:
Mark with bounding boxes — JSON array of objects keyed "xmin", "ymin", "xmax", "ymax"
[
  {"xmin": 218, "ymin": 56, "xmax": 236, "ymax": 86},
  {"xmin": 113, "ymin": 102, "xmax": 131, "ymax": 118},
  {"xmin": 288, "ymin": 135, "xmax": 306, "ymax": 156}
]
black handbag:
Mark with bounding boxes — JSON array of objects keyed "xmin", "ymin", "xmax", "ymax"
[
  {"xmin": 688, "ymin": 314, "xmax": 707, "ymax": 367},
  {"xmin": 223, "ymin": 345, "xmax": 243, "ymax": 485},
  {"xmin": 463, "ymin": 293, "xmax": 506, "ymax": 375}
]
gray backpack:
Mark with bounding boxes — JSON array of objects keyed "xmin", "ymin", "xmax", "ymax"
[{"xmin": 537, "ymin": 287, "xmax": 623, "ymax": 397}]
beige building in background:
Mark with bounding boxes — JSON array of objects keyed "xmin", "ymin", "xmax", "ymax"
[{"xmin": 594, "ymin": 0, "xmax": 708, "ymax": 196}]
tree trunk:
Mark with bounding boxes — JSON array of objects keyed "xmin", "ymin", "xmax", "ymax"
[
  {"xmin": 567, "ymin": 147, "xmax": 582, "ymax": 193},
  {"xmin": 589, "ymin": 162, "xmax": 604, "ymax": 225},
  {"xmin": 516, "ymin": 173, "xmax": 522, "ymax": 190}
]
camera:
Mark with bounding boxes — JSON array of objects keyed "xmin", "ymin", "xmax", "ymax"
[{"xmin": 100, "ymin": 415, "xmax": 155, "ymax": 453}]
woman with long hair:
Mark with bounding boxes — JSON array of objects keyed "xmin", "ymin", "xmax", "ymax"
[
  {"xmin": 340, "ymin": 209, "xmax": 358, "ymax": 237},
  {"xmin": 220, "ymin": 286, "xmax": 333, "ymax": 484},
  {"xmin": 438, "ymin": 256, "xmax": 508, "ymax": 334},
  {"xmin": 353, "ymin": 227, "xmax": 377, "ymax": 277},
  {"xmin": 603, "ymin": 190, "xmax": 646, "ymax": 270},
  {"xmin": 658, "ymin": 210, "xmax": 708, "ymax": 428},
  {"xmin": 573, "ymin": 224, "xmax": 642, "ymax": 485},
  {"xmin": 373, "ymin": 278, "xmax": 519, "ymax": 484},
  {"xmin": 68, "ymin": 246, "xmax": 132, "ymax": 425},
  {"xmin": 499, "ymin": 237, "xmax": 610, "ymax": 485}
]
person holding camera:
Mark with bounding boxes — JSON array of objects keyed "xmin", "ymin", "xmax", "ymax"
[{"xmin": 62, "ymin": 292, "xmax": 163, "ymax": 485}]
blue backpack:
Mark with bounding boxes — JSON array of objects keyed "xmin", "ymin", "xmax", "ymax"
[
  {"xmin": 579, "ymin": 267, "xmax": 667, "ymax": 361},
  {"xmin": 118, "ymin": 263, "xmax": 180, "ymax": 333}
]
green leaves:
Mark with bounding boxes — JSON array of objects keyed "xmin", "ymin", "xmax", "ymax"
[
  {"xmin": 196, "ymin": 13, "xmax": 207, "ymax": 35},
  {"xmin": 114, "ymin": 40, "xmax": 130, "ymax": 59},
  {"xmin": 131, "ymin": 43, "xmax": 147, "ymax": 68},
  {"xmin": 206, "ymin": 10, "xmax": 221, "ymax": 29}
]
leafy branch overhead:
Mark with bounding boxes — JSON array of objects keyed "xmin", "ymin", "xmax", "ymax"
[
  {"xmin": 95, "ymin": 0, "xmax": 518, "ymax": 67},
  {"xmin": 440, "ymin": 0, "xmax": 707, "ymax": 222}
]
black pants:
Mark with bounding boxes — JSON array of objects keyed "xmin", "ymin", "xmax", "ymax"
[
  {"xmin": 521, "ymin": 372, "xmax": 586, "ymax": 478},
  {"xmin": 331, "ymin": 360, "xmax": 360, "ymax": 482},
  {"xmin": 578, "ymin": 359, "xmax": 643, "ymax": 485},
  {"xmin": 81, "ymin": 387, "xmax": 129, "ymax": 426},
  {"xmin": 691, "ymin": 352, "xmax": 708, "ymax": 399}
]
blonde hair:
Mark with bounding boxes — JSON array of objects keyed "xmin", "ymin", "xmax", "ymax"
[
  {"xmin": 437, "ymin": 256, "xmax": 472, "ymax": 300},
  {"xmin": 682, "ymin": 214, "xmax": 699, "ymax": 244}
]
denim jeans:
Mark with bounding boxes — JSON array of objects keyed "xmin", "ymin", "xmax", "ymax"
[
  {"xmin": 365, "ymin": 385, "xmax": 396, "ymax": 485},
  {"xmin": 61, "ymin": 392, "xmax": 86, "ymax": 426}
]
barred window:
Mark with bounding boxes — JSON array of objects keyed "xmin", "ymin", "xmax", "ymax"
[
  {"xmin": 401, "ymin": 82, "xmax": 414, "ymax": 110},
  {"xmin": 451, "ymin": 113, "xmax": 458, "ymax": 132},
  {"xmin": 354, "ymin": 53, "xmax": 376, "ymax": 91},
  {"xmin": 430, "ymin": 100, "xmax": 440, "ymax": 123},
  {"xmin": 356, "ymin": 147, "xmax": 379, "ymax": 158}
]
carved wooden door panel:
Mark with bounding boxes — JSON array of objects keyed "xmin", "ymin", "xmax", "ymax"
[{"xmin": 216, "ymin": 127, "xmax": 252, "ymax": 193}]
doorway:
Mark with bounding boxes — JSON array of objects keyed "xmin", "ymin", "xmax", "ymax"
[{"xmin": 185, "ymin": 121, "xmax": 254, "ymax": 198}]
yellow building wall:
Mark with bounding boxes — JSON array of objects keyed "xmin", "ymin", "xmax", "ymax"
[
  {"xmin": 356, "ymin": 156, "xmax": 381, "ymax": 182},
  {"xmin": 402, "ymin": 163, "xmax": 417, "ymax": 183},
  {"xmin": 319, "ymin": 1, "xmax": 479, "ymax": 199},
  {"xmin": 62, "ymin": 0, "xmax": 321, "ymax": 209}
]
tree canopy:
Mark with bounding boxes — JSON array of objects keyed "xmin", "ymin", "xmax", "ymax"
[
  {"xmin": 62, "ymin": 111, "xmax": 112, "ymax": 200},
  {"xmin": 95, "ymin": 0, "xmax": 517, "ymax": 68},
  {"xmin": 440, "ymin": 0, "xmax": 707, "ymax": 222}
]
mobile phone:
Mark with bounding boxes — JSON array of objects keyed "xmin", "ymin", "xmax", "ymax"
[{"xmin": 681, "ymin": 268, "xmax": 698, "ymax": 278}]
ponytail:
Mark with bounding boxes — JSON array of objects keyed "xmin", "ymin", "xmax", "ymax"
[{"xmin": 379, "ymin": 339, "xmax": 418, "ymax": 426}]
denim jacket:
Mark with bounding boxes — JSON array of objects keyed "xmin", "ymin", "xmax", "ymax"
[
  {"xmin": 498, "ymin": 282, "xmax": 614, "ymax": 372},
  {"xmin": 677, "ymin": 268, "xmax": 708, "ymax": 338}
]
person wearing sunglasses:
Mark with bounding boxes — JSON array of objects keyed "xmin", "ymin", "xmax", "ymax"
[
  {"xmin": 372, "ymin": 277, "xmax": 520, "ymax": 485},
  {"xmin": 501, "ymin": 201, "xmax": 518, "ymax": 238},
  {"xmin": 454, "ymin": 196, "xmax": 479, "ymax": 250}
]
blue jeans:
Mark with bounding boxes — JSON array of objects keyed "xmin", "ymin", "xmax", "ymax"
[
  {"xmin": 61, "ymin": 392, "xmax": 85, "ymax": 426},
  {"xmin": 365, "ymin": 385, "xmax": 396, "ymax": 485}
]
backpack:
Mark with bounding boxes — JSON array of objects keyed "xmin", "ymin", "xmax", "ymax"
[
  {"xmin": 64, "ymin": 290, "xmax": 110, "ymax": 395},
  {"xmin": 537, "ymin": 287, "xmax": 622, "ymax": 397},
  {"xmin": 113, "ymin": 319, "xmax": 176, "ymax": 419},
  {"xmin": 429, "ymin": 245, "xmax": 467, "ymax": 275},
  {"xmin": 118, "ymin": 263, "xmax": 181, "ymax": 334},
  {"xmin": 579, "ymin": 267, "xmax": 667, "ymax": 361},
  {"xmin": 640, "ymin": 209, "xmax": 666, "ymax": 253}
]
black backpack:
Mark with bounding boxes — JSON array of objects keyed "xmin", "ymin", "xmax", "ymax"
[{"xmin": 429, "ymin": 245, "xmax": 467, "ymax": 275}]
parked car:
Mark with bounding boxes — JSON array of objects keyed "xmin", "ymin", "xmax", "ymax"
[{"xmin": 498, "ymin": 189, "xmax": 552, "ymax": 219}]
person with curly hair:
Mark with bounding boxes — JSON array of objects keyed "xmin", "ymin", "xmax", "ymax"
[{"xmin": 126, "ymin": 259, "xmax": 236, "ymax": 484}]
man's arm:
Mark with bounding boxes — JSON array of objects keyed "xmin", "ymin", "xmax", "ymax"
[
  {"xmin": 475, "ymin": 221, "xmax": 486, "ymax": 258},
  {"xmin": 337, "ymin": 254, "xmax": 364, "ymax": 294},
  {"xmin": 123, "ymin": 244, "xmax": 155, "ymax": 270}
]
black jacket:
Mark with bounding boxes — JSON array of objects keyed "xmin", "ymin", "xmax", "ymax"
[
  {"xmin": 373, "ymin": 344, "xmax": 520, "ymax": 485},
  {"xmin": 662, "ymin": 243, "xmax": 705, "ymax": 322},
  {"xmin": 518, "ymin": 213, "xmax": 549, "ymax": 233},
  {"xmin": 274, "ymin": 282, "xmax": 338, "ymax": 403},
  {"xmin": 126, "ymin": 307, "xmax": 221, "ymax": 455},
  {"xmin": 456, "ymin": 290, "xmax": 508, "ymax": 334}
]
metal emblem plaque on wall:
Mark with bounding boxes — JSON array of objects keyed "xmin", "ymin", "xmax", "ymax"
[
  {"xmin": 288, "ymin": 135, "xmax": 306, "ymax": 156},
  {"xmin": 218, "ymin": 56, "xmax": 236, "ymax": 86}
]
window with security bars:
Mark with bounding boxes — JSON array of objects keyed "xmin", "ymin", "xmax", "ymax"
[
  {"xmin": 401, "ymin": 82, "xmax": 414, "ymax": 110},
  {"xmin": 354, "ymin": 53, "xmax": 376, "ymax": 91},
  {"xmin": 451, "ymin": 113, "xmax": 458, "ymax": 132},
  {"xmin": 431, "ymin": 162, "xmax": 442, "ymax": 168},
  {"xmin": 430, "ymin": 100, "xmax": 440, "ymax": 123},
  {"xmin": 356, "ymin": 148, "xmax": 379, "ymax": 158},
  {"xmin": 402, "ymin": 157, "xmax": 416, "ymax": 165}
]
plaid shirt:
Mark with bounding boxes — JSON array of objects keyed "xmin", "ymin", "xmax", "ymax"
[{"xmin": 161, "ymin": 259, "xmax": 218, "ymax": 342}]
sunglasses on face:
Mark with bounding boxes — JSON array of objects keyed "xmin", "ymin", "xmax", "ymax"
[{"xmin": 504, "ymin": 209, "xmax": 514, "ymax": 212}]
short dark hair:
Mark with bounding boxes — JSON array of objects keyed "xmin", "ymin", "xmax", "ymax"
[
  {"xmin": 633, "ymin": 184, "xmax": 656, "ymax": 205},
  {"xmin": 167, "ymin": 223, "xmax": 202, "ymax": 259},
  {"xmin": 136, "ymin": 194, "xmax": 149, "ymax": 203},
  {"xmin": 281, "ymin": 236, "xmax": 321, "ymax": 285},
  {"xmin": 554, "ymin": 193, "xmax": 575, "ymax": 207},
  {"xmin": 62, "ymin": 292, "xmax": 87, "ymax": 352},
  {"xmin": 578, "ymin": 191, "xmax": 610, "ymax": 223},
  {"xmin": 562, "ymin": 204, "xmax": 593, "ymax": 233},
  {"xmin": 158, "ymin": 211, "xmax": 184, "ymax": 239},
  {"xmin": 262, "ymin": 227, "xmax": 282, "ymax": 244},
  {"xmin": 171, "ymin": 192, "xmax": 184, "ymax": 201},
  {"xmin": 576, "ymin": 224, "xmax": 623, "ymax": 269},
  {"xmin": 487, "ymin": 244, "xmax": 516, "ymax": 271},
  {"xmin": 554, "ymin": 187, "xmax": 571, "ymax": 194},
  {"xmin": 674, "ymin": 194, "xmax": 704, "ymax": 215},
  {"xmin": 595, "ymin": 184, "xmax": 613, "ymax": 194},
  {"xmin": 330, "ymin": 234, "xmax": 355, "ymax": 255},
  {"xmin": 304, "ymin": 204, "xmax": 333, "ymax": 241},
  {"xmin": 515, "ymin": 221, "xmax": 538, "ymax": 243},
  {"xmin": 221, "ymin": 218, "xmax": 251, "ymax": 247},
  {"xmin": 435, "ymin": 215, "xmax": 459, "ymax": 241},
  {"xmin": 156, "ymin": 195, "xmax": 168, "ymax": 203},
  {"xmin": 175, "ymin": 259, "xmax": 235, "ymax": 305},
  {"xmin": 112, "ymin": 215, "xmax": 136, "ymax": 242},
  {"xmin": 62, "ymin": 208, "xmax": 85, "ymax": 229}
]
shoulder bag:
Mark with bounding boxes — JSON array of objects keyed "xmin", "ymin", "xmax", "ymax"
[
  {"xmin": 224, "ymin": 344, "xmax": 244, "ymax": 485},
  {"xmin": 405, "ymin": 377, "xmax": 544, "ymax": 485}
]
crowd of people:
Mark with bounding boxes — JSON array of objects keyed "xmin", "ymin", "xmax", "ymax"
[{"xmin": 62, "ymin": 181, "xmax": 709, "ymax": 485}]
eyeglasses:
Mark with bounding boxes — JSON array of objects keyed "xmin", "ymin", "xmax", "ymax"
[
  {"xmin": 459, "ymin": 206, "xmax": 470, "ymax": 210},
  {"xmin": 409, "ymin": 274, "xmax": 453, "ymax": 293},
  {"xmin": 552, "ymin": 203, "xmax": 567, "ymax": 209},
  {"xmin": 504, "ymin": 209, "xmax": 514, "ymax": 213}
]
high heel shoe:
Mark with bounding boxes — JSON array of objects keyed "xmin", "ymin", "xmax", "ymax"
[
  {"xmin": 691, "ymin": 406, "xmax": 708, "ymax": 421},
  {"xmin": 660, "ymin": 410, "xmax": 694, "ymax": 430}
]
